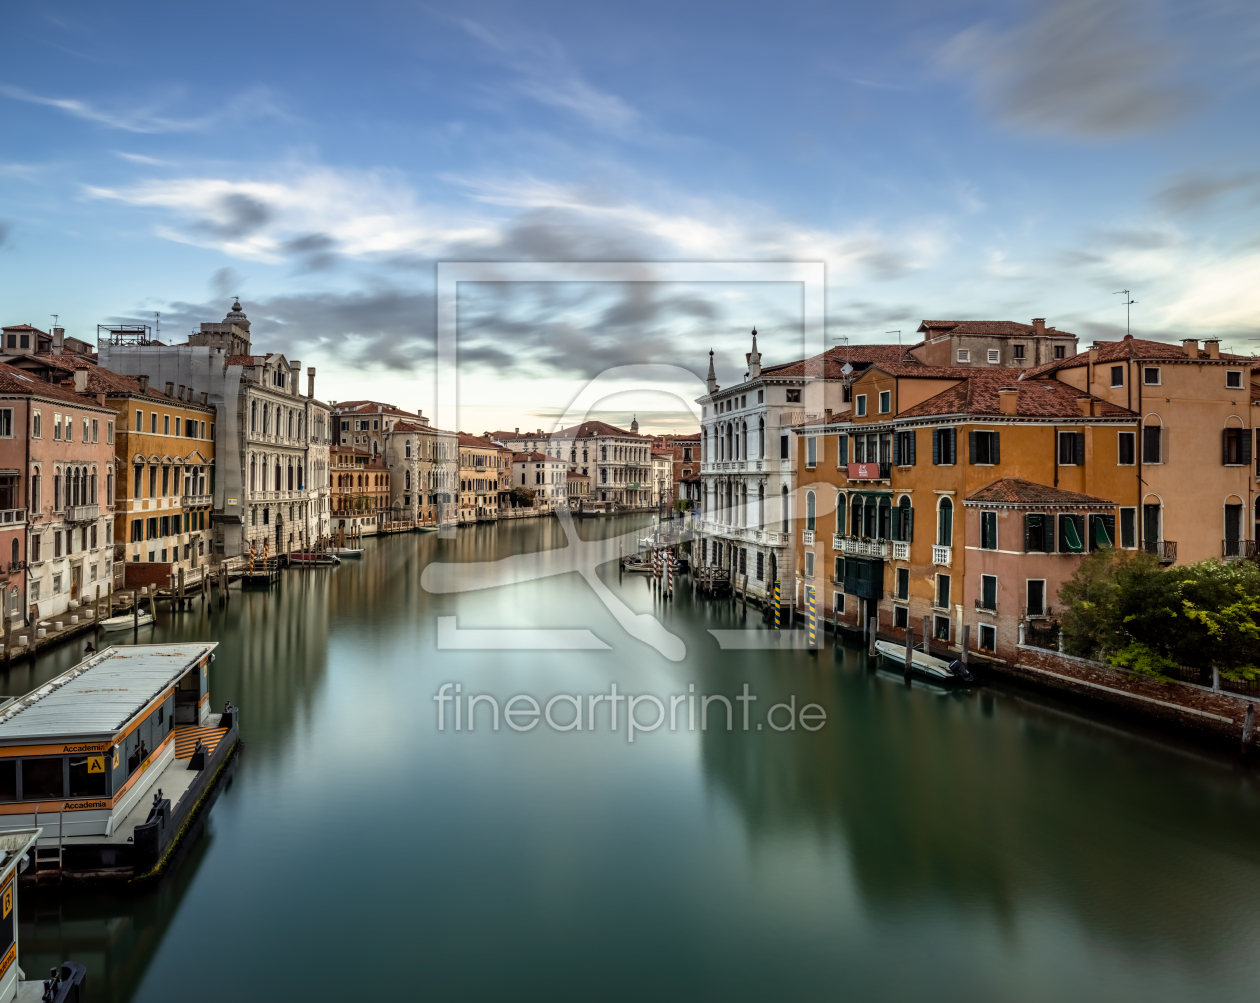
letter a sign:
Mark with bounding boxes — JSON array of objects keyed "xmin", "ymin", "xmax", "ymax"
[{"xmin": 87, "ymin": 756, "xmax": 105, "ymax": 774}]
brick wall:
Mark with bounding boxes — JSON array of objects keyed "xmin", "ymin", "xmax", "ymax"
[{"xmin": 124, "ymin": 562, "xmax": 173, "ymax": 591}]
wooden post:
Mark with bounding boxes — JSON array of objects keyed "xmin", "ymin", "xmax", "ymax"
[
  {"xmin": 961, "ymin": 625, "xmax": 970, "ymax": 666},
  {"xmin": 1243, "ymin": 703, "xmax": 1255, "ymax": 754},
  {"xmin": 178, "ymin": 568, "xmax": 185, "ymax": 609},
  {"xmin": 867, "ymin": 616, "xmax": 877, "ymax": 656},
  {"xmin": 904, "ymin": 625, "xmax": 914, "ymax": 681},
  {"xmin": 922, "ymin": 615, "xmax": 931, "ymax": 657},
  {"xmin": 132, "ymin": 589, "xmax": 139, "ymax": 631}
]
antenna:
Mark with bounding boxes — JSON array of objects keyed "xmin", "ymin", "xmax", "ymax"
[
  {"xmin": 50, "ymin": 314, "xmax": 58, "ymax": 332},
  {"xmin": 154, "ymin": 311, "xmax": 160, "ymax": 338},
  {"xmin": 886, "ymin": 329, "xmax": 902, "ymax": 360},
  {"xmin": 1113, "ymin": 290, "xmax": 1137, "ymax": 337}
]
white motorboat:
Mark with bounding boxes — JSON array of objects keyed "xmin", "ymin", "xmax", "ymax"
[
  {"xmin": 332, "ymin": 548, "xmax": 363, "ymax": 558},
  {"xmin": 873, "ymin": 639, "xmax": 973, "ymax": 685},
  {"xmin": 99, "ymin": 610, "xmax": 155, "ymax": 632}
]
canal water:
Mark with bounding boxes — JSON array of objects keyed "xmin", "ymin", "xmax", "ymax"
[{"xmin": 9, "ymin": 514, "xmax": 1260, "ymax": 1001}]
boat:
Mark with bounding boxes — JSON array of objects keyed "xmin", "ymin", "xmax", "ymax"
[
  {"xmin": 289, "ymin": 552, "xmax": 342, "ymax": 566},
  {"xmin": 873, "ymin": 639, "xmax": 974, "ymax": 685},
  {"xmin": 622, "ymin": 556, "xmax": 654, "ymax": 573},
  {"xmin": 332, "ymin": 547, "xmax": 363, "ymax": 558},
  {"xmin": 99, "ymin": 610, "xmax": 155, "ymax": 632}
]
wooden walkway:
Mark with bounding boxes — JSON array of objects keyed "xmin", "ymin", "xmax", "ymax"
[{"xmin": 174, "ymin": 724, "xmax": 231, "ymax": 760}]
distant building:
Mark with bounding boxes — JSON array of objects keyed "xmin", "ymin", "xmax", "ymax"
[
  {"xmin": 331, "ymin": 445, "xmax": 390, "ymax": 532},
  {"xmin": 567, "ymin": 471, "xmax": 590, "ymax": 510},
  {"xmin": 458, "ymin": 434, "xmax": 507, "ymax": 523},
  {"xmin": 908, "ymin": 319, "xmax": 1079, "ymax": 370},
  {"xmin": 511, "ymin": 451, "xmax": 567, "ymax": 512}
]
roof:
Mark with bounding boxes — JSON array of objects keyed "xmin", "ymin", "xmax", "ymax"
[
  {"xmin": 390, "ymin": 420, "xmax": 430, "ymax": 433},
  {"xmin": 896, "ymin": 369, "xmax": 1136, "ymax": 420},
  {"xmin": 917, "ymin": 320, "xmax": 1076, "ymax": 339},
  {"xmin": 513, "ymin": 451, "xmax": 550, "ymax": 462},
  {"xmin": 0, "ymin": 360, "xmax": 113, "ymax": 409},
  {"xmin": 459, "ymin": 433, "xmax": 505, "ymax": 449},
  {"xmin": 1, "ymin": 324, "xmax": 49, "ymax": 335},
  {"xmin": 0, "ymin": 643, "xmax": 214, "ymax": 741},
  {"xmin": 759, "ymin": 343, "xmax": 908, "ymax": 381},
  {"xmin": 550, "ymin": 420, "xmax": 646, "ymax": 439},
  {"xmin": 964, "ymin": 478, "xmax": 1117, "ymax": 509},
  {"xmin": 1021, "ymin": 335, "xmax": 1255, "ymax": 379}
]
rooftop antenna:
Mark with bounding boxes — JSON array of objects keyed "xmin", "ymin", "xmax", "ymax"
[
  {"xmin": 50, "ymin": 314, "xmax": 58, "ymax": 332},
  {"xmin": 154, "ymin": 311, "xmax": 160, "ymax": 338},
  {"xmin": 886, "ymin": 329, "xmax": 901, "ymax": 361},
  {"xmin": 1113, "ymin": 290, "xmax": 1137, "ymax": 337}
]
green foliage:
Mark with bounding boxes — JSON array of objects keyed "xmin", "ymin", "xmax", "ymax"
[
  {"xmin": 509, "ymin": 486, "xmax": 536, "ymax": 507},
  {"xmin": 1057, "ymin": 551, "xmax": 1260, "ymax": 675}
]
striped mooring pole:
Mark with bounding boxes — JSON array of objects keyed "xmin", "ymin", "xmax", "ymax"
[
  {"xmin": 249, "ymin": 541, "xmax": 255, "ymax": 575},
  {"xmin": 773, "ymin": 578, "xmax": 781, "ymax": 629},
  {"xmin": 807, "ymin": 585, "xmax": 817, "ymax": 649},
  {"xmin": 667, "ymin": 550, "xmax": 675, "ymax": 598}
]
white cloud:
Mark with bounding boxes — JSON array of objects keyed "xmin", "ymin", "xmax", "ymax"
[
  {"xmin": 1157, "ymin": 251, "xmax": 1260, "ymax": 334},
  {"xmin": 0, "ymin": 83, "xmax": 285, "ymax": 134}
]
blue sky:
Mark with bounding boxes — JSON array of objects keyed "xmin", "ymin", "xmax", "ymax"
[{"xmin": 2, "ymin": 0, "xmax": 1258, "ymax": 432}]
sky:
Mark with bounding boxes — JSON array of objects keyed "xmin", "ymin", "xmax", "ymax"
[{"xmin": 1, "ymin": 0, "xmax": 1258, "ymax": 435}]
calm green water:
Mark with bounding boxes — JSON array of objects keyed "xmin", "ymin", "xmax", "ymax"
[{"xmin": 11, "ymin": 514, "xmax": 1260, "ymax": 1001}]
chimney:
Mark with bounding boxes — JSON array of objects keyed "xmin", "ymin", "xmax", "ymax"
[
  {"xmin": 96, "ymin": 393, "xmax": 106, "ymax": 406},
  {"xmin": 1182, "ymin": 338, "xmax": 1199, "ymax": 358},
  {"xmin": 515, "ymin": 427, "xmax": 520, "ymax": 436},
  {"xmin": 200, "ymin": 391, "xmax": 208, "ymax": 405},
  {"xmin": 73, "ymin": 366, "xmax": 88, "ymax": 393},
  {"xmin": 177, "ymin": 385, "xmax": 185, "ymax": 400},
  {"xmin": 60, "ymin": 379, "xmax": 74, "ymax": 391},
  {"xmin": 52, "ymin": 327, "xmax": 64, "ymax": 355},
  {"xmin": 165, "ymin": 381, "xmax": 174, "ymax": 397},
  {"xmin": 1076, "ymin": 396, "xmax": 1092, "ymax": 416},
  {"xmin": 1088, "ymin": 347, "xmax": 1098, "ymax": 364},
  {"xmin": 1091, "ymin": 399, "xmax": 1103, "ymax": 416},
  {"xmin": 137, "ymin": 374, "xmax": 148, "ymax": 393},
  {"xmin": 998, "ymin": 387, "xmax": 1019, "ymax": 415},
  {"xmin": 290, "ymin": 361, "xmax": 301, "ymax": 395},
  {"xmin": 1204, "ymin": 339, "xmax": 1220, "ymax": 359},
  {"xmin": 307, "ymin": 367, "xmax": 315, "ymax": 398},
  {"xmin": 1032, "ymin": 318, "xmax": 1046, "ymax": 336}
]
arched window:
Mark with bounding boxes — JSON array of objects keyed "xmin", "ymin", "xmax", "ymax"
[
  {"xmin": 742, "ymin": 421, "xmax": 748, "ymax": 458},
  {"xmin": 836, "ymin": 494, "xmax": 846, "ymax": 536},
  {"xmin": 938, "ymin": 497, "xmax": 953, "ymax": 546},
  {"xmin": 263, "ymin": 404, "xmax": 270, "ymax": 434},
  {"xmin": 251, "ymin": 400, "xmax": 257, "ymax": 432},
  {"xmin": 896, "ymin": 496, "xmax": 913, "ymax": 542},
  {"xmin": 250, "ymin": 459, "xmax": 257, "ymax": 490},
  {"xmin": 758, "ymin": 483, "xmax": 765, "ymax": 529},
  {"xmin": 878, "ymin": 496, "xmax": 892, "ymax": 540},
  {"xmin": 406, "ymin": 440, "xmax": 412, "ymax": 459},
  {"xmin": 601, "ymin": 446, "xmax": 607, "ymax": 462},
  {"xmin": 275, "ymin": 462, "xmax": 281, "ymax": 490},
  {"xmin": 90, "ymin": 468, "xmax": 97, "ymax": 502},
  {"xmin": 10, "ymin": 540, "xmax": 16, "ymax": 567},
  {"xmin": 758, "ymin": 418, "xmax": 765, "ymax": 458},
  {"xmin": 851, "ymin": 496, "xmax": 864, "ymax": 536},
  {"xmin": 806, "ymin": 490, "xmax": 816, "ymax": 531},
  {"xmin": 288, "ymin": 464, "xmax": 294, "ymax": 490},
  {"xmin": 406, "ymin": 470, "xmax": 411, "ymax": 490},
  {"xmin": 781, "ymin": 485, "xmax": 789, "ymax": 533}
]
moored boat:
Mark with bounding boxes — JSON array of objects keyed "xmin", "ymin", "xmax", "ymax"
[
  {"xmin": 289, "ymin": 552, "xmax": 342, "ymax": 566},
  {"xmin": 99, "ymin": 610, "xmax": 155, "ymax": 632},
  {"xmin": 332, "ymin": 548, "xmax": 363, "ymax": 558},
  {"xmin": 873, "ymin": 639, "xmax": 974, "ymax": 685}
]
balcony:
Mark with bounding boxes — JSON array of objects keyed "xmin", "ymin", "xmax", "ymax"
[
  {"xmin": 974, "ymin": 598, "xmax": 997, "ymax": 614},
  {"xmin": 932, "ymin": 545, "xmax": 952, "ymax": 567},
  {"xmin": 802, "ymin": 529, "xmax": 815, "ymax": 545},
  {"xmin": 1024, "ymin": 605, "xmax": 1054, "ymax": 620},
  {"xmin": 1143, "ymin": 540, "xmax": 1177, "ymax": 564},
  {"xmin": 840, "ymin": 537, "xmax": 890, "ymax": 559},
  {"xmin": 0, "ymin": 508, "xmax": 26, "ymax": 525},
  {"xmin": 64, "ymin": 504, "xmax": 99, "ymax": 524},
  {"xmin": 846, "ymin": 461, "xmax": 891, "ymax": 481},
  {"xmin": 181, "ymin": 494, "xmax": 213, "ymax": 508},
  {"xmin": 1223, "ymin": 540, "xmax": 1257, "ymax": 561},
  {"xmin": 892, "ymin": 541, "xmax": 910, "ymax": 562}
]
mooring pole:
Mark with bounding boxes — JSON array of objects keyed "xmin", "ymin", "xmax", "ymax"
[
  {"xmin": 867, "ymin": 616, "xmax": 877, "ymax": 656},
  {"xmin": 904, "ymin": 625, "xmax": 914, "ymax": 683}
]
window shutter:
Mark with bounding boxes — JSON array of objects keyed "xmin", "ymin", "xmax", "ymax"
[
  {"xmin": 893, "ymin": 433, "xmax": 902, "ymax": 466},
  {"xmin": 1024, "ymin": 514, "xmax": 1032, "ymax": 553},
  {"xmin": 1222, "ymin": 428, "xmax": 1229, "ymax": 465},
  {"xmin": 969, "ymin": 430, "xmax": 978, "ymax": 464},
  {"xmin": 907, "ymin": 506, "xmax": 914, "ymax": 542},
  {"xmin": 992, "ymin": 432, "xmax": 1000, "ymax": 465},
  {"xmin": 948, "ymin": 427, "xmax": 957, "ymax": 463},
  {"xmin": 1074, "ymin": 432, "xmax": 1085, "ymax": 465},
  {"xmin": 908, "ymin": 430, "xmax": 916, "ymax": 465},
  {"xmin": 932, "ymin": 429, "xmax": 940, "ymax": 465}
]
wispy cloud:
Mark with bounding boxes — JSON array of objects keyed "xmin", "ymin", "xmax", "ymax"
[
  {"xmin": 940, "ymin": 0, "xmax": 1198, "ymax": 137},
  {"xmin": 1154, "ymin": 170, "xmax": 1260, "ymax": 213},
  {"xmin": 113, "ymin": 151, "xmax": 173, "ymax": 166},
  {"xmin": 0, "ymin": 83, "xmax": 284, "ymax": 134},
  {"xmin": 455, "ymin": 18, "xmax": 640, "ymax": 133}
]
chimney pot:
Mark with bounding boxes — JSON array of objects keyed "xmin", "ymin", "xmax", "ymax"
[
  {"xmin": 1088, "ymin": 347, "xmax": 1098, "ymax": 364},
  {"xmin": 1182, "ymin": 338, "xmax": 1199, "ymax": 358},
  {"xmin": 52, "ymin": 328, "xmax": 64, "ymax": 355},
  {"xmin": 1091, "ymin": 399, "xmax": 1103, "ymax": 416},
  {"xmin": 306, "ymin": 367, "xmax": 316, "ymax": 399},
  {"xmin": 200, "ymin": 392, "xmax": 208, "ymax": 405},
  {"xmin": 164, "ymin": 381, "xmax": 174, "ymax": 397},
  {"xmin": 1032, "ymin": 318, "xmax": 1046, "ymax": 336},
  {"xmin": 998, "ymin": 387, "xmax": 1019, "ymax": 415},
  {"xmin": 137, "ymin": 374, "xmax": 149, "ymax": 392},
  {"xmin": 1076, "ymin": 396, "xmax": 1092, "ymax": 416},
  {"xmin": 73, "ymin": 367, "xmax": 88, "ymax": 393},
  {"xmin": 1204, "ymin": 339, "xmax": 1221, "ymax": 359}
]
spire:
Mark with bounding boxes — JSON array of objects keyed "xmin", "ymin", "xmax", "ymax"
[
  {"xmin": 706, "ymin": 349, "xmax": 718, "ymax": 394},
  {"xmin": 746, "ymin": 327, "xmax": 761, "ymax": 379},
  {"xmin": 630, "ymin": 415, "xmax": 639, "ymax": 433}
]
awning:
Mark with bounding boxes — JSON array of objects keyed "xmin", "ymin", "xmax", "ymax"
[
  {"xmin": 1093, "ymin": 518, "xmax": 1112, "ymax": 548},
  {"xmin": 1064, "ymin": 517, "xmax": 1084, "ymax": 552}
]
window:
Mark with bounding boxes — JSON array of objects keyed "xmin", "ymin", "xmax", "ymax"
[
  {"xmin": 131, "ymin": 519, "xmax": 142, "ymax": 543},
  {"xmin": 1118, "ymin": 431, "xmax": 1136, "ymax": 465},
  {"xmin": 804, "ymin": 551, "xmax": 814, "ymax": 577},
  {"xmin": 1227, "ymin": 371, "xmax": 1243, "ymax": 389},
  {"xmin": 837, "ymin": 434, "xmax": 849, "ymax": 466},
  {"xmin": 22, "ymin": 758, "xmax": 65, "ymax": 799},
  {"xmin": 1142, "ymin": 425, "xmax": 1162, "ymax": 464},
  {"xmin": 1143, "ymin": 367, "xmax": 1161, "ymax": 386},
  {"xmin": 53, "ymin": 414, "xmax": 61, "ymax": 441},
  {"xmin": 1058, "ymin": 431, "xmax": 1085, "ymax": 465},
  {"xmin": 896, "ymin": 567, "xmax": 909, "ymax": 600},
  {"xmin": 806, "ymin": 437, "xmax": 817, "ymax": 468},
  {"xmin": 780, "ymin": 435, "xmax": 789, "ymax": 460},
  {"xmin": 1223, "ymin": 427, "xmax": 1250, "ymax": 466},
  {"xmin": 980, "ymin": 511, "xmax": 998, "ymax": 550},
  {"xmin": 146, "ymin": 517, "xmax": 158, "ymax": 540},
  {"xmin": 935, "ymin": 574, "xmax": 951, "ymax": 609},
  {"xmin": 1012, "ymin": 344, "xmax": 1025, "ymax": 360},
  {"xmin": 1119, "ymin": 507, "xmax": 1136, "ymax": 548},
  {"xmin": 786, "ymin": 389, "xmax": 801, "ymax": 403},
  {"xmin": 69, "ymin": 754, "xmax": 108, "ymax": 797},
  {"xmin": 957, "ymin": 349, "xmax": 970, "ymax": 363},
  {"xmin": 1025, "ymin": 513, "xmax": 1049, "ymax": 552},
  {"xmin": 150, "ymin": 413, "xmax": 157, "ymax": 433},
  {"xmin": 757, "ymin": 390, "xmax": 763, "ymax": 403},
  {"xmin": 756, "ymin": 552, "xmax": 764, "ymax": 581},
  {"xmin": 1058, "ymin": 513, "xmax": 1085, "ymax": 553},
  {"xmin": 806, "ymin": 490, "xmax": 816, "ymax": 531},
  {"xmin": 980, "ymin": 574, "xmax": 997, "ymax": 611},
  {"xmin": 894, "ymin": 496, "xmax": 913, "ymax": 542},
  {"xmin": 1025, "ymin": 580, "xmax": 1047, "ymax": 617},
  {"xmin": 855, "ymin": 395, "xmax": 867, "ymax": 417},
  {"xmin": 1089, "ymin": 513, "xmax": 1115, "ymax": 551},
  {"xmin": 0, "ymin": 410, "xmax": 10, "ymax": 437},
  {"xmin": 894, "ymin": 605, "xmax": 909, "ymax": 629},
  {"xmin": 878, "ymin": 391, "xmax": 891, "ymax": 414},
  {"xmin": 1054, "ymin": 345, "xmax": 1066, "ymax": 359},
  {"xmin": 932, "ymin": 427, "xmax": 957, "ymax": 465},
  {"xmin": 834, "ymin": 592, "xmax": 845, "ymax": 616},
  {"xmin": 32, "ymin": 411, "xmax": 40, "ymax": 438},
  {"xmin": 970, "ymin": 430, "xmax": 1000, "ymax": 465},
  {"xmin": 107, "ymin": 420, "xmax": 113, "ymax": 444},
  {"xmin": 937, "ymin": 497, "xmax": 953, "ymax": 546},
  {"xmin": 987, "ymin": 349, "xmax": 1000, "ymax": 364},
  {"xmin": 979, "ymin": 624, "xmax": 996, "ymax": 652}
]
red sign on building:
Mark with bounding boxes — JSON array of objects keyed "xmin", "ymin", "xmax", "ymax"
[{"xmin": 847, "ymin": 462, "xmax": 882, "ymax": 479}]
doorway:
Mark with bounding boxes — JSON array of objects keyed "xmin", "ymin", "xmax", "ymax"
[{"xmin": 70, "ymin": 564, "xmax": 82, "ymax": 601}]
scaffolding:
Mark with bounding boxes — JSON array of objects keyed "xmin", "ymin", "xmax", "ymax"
[{"xmin": 97, "ymin": 323, "xmax": 153, "ymax": 346}]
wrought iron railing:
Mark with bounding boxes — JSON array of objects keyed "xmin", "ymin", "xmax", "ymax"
[{"xmin": 1143, "ymin": 540, "xmax": 1177, "ymax": 563}]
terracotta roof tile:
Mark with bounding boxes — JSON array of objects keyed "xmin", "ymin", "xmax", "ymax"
[
  {"xmin": 512, "ymin": 451, "xmax": 550, "ymax": 462},
  {"xmin": 897, "ymin": 368, "xmax": 1136, "ymax": 420},
  {"xmin": 917, "ymin": 320, "xmax": 1077, "ymax": 339},
  {"xmin": 1021, "ymin": 336, "xmax": 1256, "ymax": 379},
  {"xmin": 964, "ymin": 478, "xmax": 1117, "ymax": 508},
  {"xmin": 758, "ymin": 344, "xmax": 909, "ymax": 380},
  {"xmin": 0, "ymin": 361, "xmax": 112, "ymax": 409},
  {"xmin": 550, "ymin": 420, "xmax": 647, "ymax": 439}
]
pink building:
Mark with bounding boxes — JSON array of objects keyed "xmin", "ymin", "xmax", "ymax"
[{"xmin": 0, "ymin": 364, "xmax": 118, "ymax": 622}]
